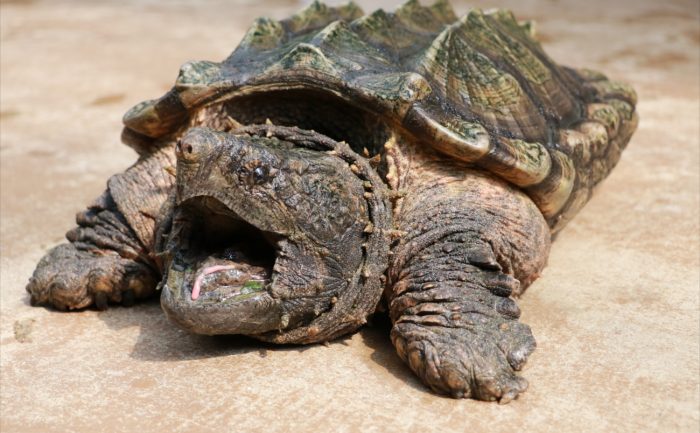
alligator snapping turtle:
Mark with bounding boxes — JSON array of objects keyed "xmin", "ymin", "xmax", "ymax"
[{"xmin": 26, "ymin": 0, "xmax": 638, "ymax": 402}]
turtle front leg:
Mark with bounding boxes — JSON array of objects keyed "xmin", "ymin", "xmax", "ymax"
[
  {"xmin": 387, "ymin": 167, "xmax": 550, "ymax": 402},
  {"xmin": 27, "ymin": 147, "xmax": 175, "ymax": 310}
]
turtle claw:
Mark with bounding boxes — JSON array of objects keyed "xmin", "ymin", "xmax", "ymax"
[
  {"xmin": 390, "ymin": 295, "xmax": 535, "ymax": 402},
  {"xmin": 26, "ymin": 243, "xmax": 157, "ymax": 310}
]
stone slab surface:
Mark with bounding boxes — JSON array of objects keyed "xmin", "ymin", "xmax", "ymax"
[{"xmin": 1, "ymin": 0, "xmax": 698, "ymax": 432}]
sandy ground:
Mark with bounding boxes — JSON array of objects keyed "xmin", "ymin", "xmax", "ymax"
[{"xmin": 1, "ymin": 0, "xmax": 698, "ymax": 432}]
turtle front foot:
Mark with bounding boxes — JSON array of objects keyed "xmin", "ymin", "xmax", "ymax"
[
  {"xmin": 390, "ymin": 277, "xmax": 536, "ymax": 402},
  {"xmin": 26, "ymin": 243, "xmax": 158, "ymax": 310},
  {"xmin": 26, "ymin": 190, "xmax": 160, "ymax": 310},
  {"xmin": 27, "ymin": 186, "xmax": 159, "ymax": 311}
]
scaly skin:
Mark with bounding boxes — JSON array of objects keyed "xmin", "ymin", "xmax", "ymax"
[{"xmin": 385, "ymin": 136, "xmax": 550, "ymax": 401}]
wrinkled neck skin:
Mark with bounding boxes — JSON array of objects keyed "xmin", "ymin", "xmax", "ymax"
[
  {"xmin": 383, "ymin": 133, "xmax": 552, "ymax": 294},
  {"xmin": 158, "ymin": 125, "xmax": 390, "ymax": 344}
]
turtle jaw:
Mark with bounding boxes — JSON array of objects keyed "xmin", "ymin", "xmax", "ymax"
[{"xmin": 160, "ymin": 196, "xmax": 287, "ymax": 335}]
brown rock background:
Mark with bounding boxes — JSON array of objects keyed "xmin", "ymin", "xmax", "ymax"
[{"xmin": 1, "ymin": 0, "xmax": 698, "ymax": 431}]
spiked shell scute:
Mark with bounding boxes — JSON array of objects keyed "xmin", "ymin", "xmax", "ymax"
[{"xmin": 122, "ymin": 0, "xmax": 638, "ymax": 232}]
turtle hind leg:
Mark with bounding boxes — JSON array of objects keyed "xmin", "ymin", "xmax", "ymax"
[
  {"xmin": 26, "ymin": 190, "xmax": 159, "ymax": 310},
  {"xmin": 387, "ymin": 168, "xmax": 550, "ymax": 402}
]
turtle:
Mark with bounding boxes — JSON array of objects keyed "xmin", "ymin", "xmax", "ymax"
[{"xmin": 26, "ymin": 0, "xmax": 638, "ymax": 402}]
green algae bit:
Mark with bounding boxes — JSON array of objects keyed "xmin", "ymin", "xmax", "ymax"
[{"xmin": 242, "ymin": 280, "xmax": 265, "ymax": 292}]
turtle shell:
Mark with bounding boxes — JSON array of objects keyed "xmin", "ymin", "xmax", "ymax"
[{"xmin": 122, "ymin": 0, "xmax": 638, "ymax": 232}]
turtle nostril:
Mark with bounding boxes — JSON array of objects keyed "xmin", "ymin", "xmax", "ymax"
[
  {"xmin": 177, "ymin": 128, "xmax": 216, "ymax": 162},
  {"xmin": 176, "ymin": 138, "xmax": 198, "ymax": 161}
]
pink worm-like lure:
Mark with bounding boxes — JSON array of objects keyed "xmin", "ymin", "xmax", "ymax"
[{"xmin": 191, "ymin": 265, "xmax": 241, "ymax": 300}]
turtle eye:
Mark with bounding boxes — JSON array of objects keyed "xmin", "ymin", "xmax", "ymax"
[
  {"xmin": 239, "ymin": 160, "xmax": 270, "ymax": 186},
  {"xmin": 252, "ymin": 165, "xmax": 268, "ymax": 184}
]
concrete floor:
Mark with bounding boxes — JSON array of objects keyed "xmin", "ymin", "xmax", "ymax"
[{"xmin": 1, "ymin": 0, "xmax": 698, "ymax": 432}]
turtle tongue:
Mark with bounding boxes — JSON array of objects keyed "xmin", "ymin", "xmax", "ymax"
[
  {"xmin": 190, "ymin": 258, "xmax": 271, "ymax": 301},
  {"xmin": 192, "ymin": 265, "xmax": 241, "ymax": 300}
]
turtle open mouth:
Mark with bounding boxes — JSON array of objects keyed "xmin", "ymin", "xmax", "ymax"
[
  {"xmin": 167, "ymin": 195, "xmax": 280, "ymax": 304},
  {"xmin": 160, "ymin": 190, "xmax": 290, "ymax": 336},
  {"xmin": 161, "ymin": 188, "xmax": 285, "ymax": 335}
]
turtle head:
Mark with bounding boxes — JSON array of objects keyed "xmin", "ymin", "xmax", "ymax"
[{"xmin": 159, "ymin": 126, "xmax": 389, "ymax": 343}]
